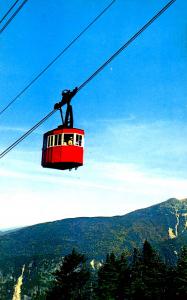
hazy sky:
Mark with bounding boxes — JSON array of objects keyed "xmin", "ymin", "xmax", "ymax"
[{"xmin": 0, "ymin": 0, "xmax": 186, "ymax": 229}]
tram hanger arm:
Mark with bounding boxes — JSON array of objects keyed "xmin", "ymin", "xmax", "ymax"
[{"xmin": 54, "ymin": 87, "xmax": 78, "ymax": 109}]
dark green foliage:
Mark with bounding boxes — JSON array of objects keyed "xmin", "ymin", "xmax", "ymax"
[
  {"xmin": 164, "ymin": 265, "xmax": 176, "ymax": 300},
  {"xmin": 46, "ymin": 249, "xmax": 90, "ymax": 300},
  {"xmin": 97, "ymin": 253, "xmax": 118, "ymax": 299},
  {"xmin": 174, "ymin": 246, "xmax": 187, "ymax": 299},
  {"xmin": 140, "ymin": 240, "xmax": 167, "ymax": 299},
  {"xmin": 95, "ymin": 241, "xmax": 187, "ymax": 300},
  {"xmin": 115, "ymin": 252, "xmax": 131, "ymax": 300},
  {"xmin": 129, "ymin": 241, "xmax": 166, "ymax": 300},
  {"xmin": 0, "ymin": 198, "xmax": 187, "ymax": 297},
  {"xmin": 130, "ymin": 247, "xmax": 145, "ymax": 299},
  {"xmin": 44, "ymin": 243, "xmax": 187, "ymax": 300},
  {"xmin": 96, "ymin": 252, "xmax": 131, "ymax": 300}
]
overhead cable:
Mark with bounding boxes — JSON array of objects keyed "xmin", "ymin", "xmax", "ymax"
[
  {"xmin": 0, "ymin": 110, "xmax": 56, "ymax": 159},
  {"xmin": 0, "ymin": 0, "xmax": 28, "ymax": 35},
  {"xmin": 77, "ymin": 0, "xmax": 176, "ymax": 92},
  {"xmin": 0, "ymin": 0, "xmax": 20, "ymax": 24},
  {"xmin": 0, "ymin": 0, "xmax": 176, "ymax": 159},
  {"xmin": 0, "ymin": 0, "xmax": 117, "ymax": 117}
]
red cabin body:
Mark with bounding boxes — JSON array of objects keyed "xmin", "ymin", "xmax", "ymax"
[{"xmin": 41, "ymin": 127, "xmax": 84, "ymax": 170}]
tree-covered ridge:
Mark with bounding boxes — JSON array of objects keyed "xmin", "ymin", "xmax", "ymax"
[
  {"xmin": 0, "ymin": 198, "xmax": 187, "ymax": 298},
  {"xmin": 0, "ymin": 198, "xmax": 187, "ymax": 260},
  {"xmin": 44, "ymin": 242, "xmax": 187, "ymax": 300}
]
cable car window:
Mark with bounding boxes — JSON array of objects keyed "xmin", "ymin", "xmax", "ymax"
[
  {"xmin": 63, "ymin": 134, "xmax": 74, "ymax": 145},
  {"xmin": 58, "ymin": 134, "xmax": 62, "ymax": 146},
  {"xmin": 54, "ymin": 135, "xmax": 58, "ymax": 146},
  {"xmin": 50, "ymin": 135, "xmax": 54, "ymax": 147},
  {"xmin": 48, "ymin": 136, "xmax": 50, "ymax": 147},
  {"xmin": 75, "ymin": 134, "xmax": 82, "ymax": 146}
]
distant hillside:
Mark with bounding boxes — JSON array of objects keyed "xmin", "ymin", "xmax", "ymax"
[
  {"xmin": 0, "ymin": 198, "xmax": 187, "ymax": 298},
  {"xmin": 0, "ymin": 198, "xmax": 187, "ymax": 260}
]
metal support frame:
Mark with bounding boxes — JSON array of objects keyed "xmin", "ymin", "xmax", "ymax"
[{"xmin": 54, "ymin": 87, "xmax": 78, "ymax": 128}]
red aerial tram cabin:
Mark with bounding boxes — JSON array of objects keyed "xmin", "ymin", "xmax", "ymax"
[
  {"xmin": 41, "ymin": 88, "xmax": 85, "ymax": 171},
  {"xmin": 42, "ymin": 127, "xmax": 84, "ymax": 170}
]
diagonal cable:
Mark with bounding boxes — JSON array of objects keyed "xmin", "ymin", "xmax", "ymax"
[
  {"xmin": 0, "ymin": 0, "xmax": 28, "ymax": 34},
  {"xmin": 0, "ymin": 0, "xmax": 20, "ymax": 24},
  {"xmin": 0, "ymin": 0, "xmax": 116, "ymax": 117},
  {"xmin": 0, "ymin": 0, "xmax": 176, "ymax": 159},
  {"xmin": 77, "ymin": 0, "xmax": 176, "ymax": 92},
  {"xmin": 0, "ymin": 109, "xmax": 56, "ymax": 158}
]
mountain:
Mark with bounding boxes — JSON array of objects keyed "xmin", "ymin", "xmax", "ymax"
[
  {"xmin": 0, "ymin": 198, "xmax": 187, "ymax": 298},
  {"xmin": 1, "ymin": 198, "xmax": 187, "ymax": 260}
]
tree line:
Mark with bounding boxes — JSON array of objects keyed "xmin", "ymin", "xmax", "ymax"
[{"xmin": 44, "ymin": 241, "xmax": 187, "ymax": 300}]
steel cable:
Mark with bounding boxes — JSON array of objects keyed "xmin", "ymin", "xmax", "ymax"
[
  {"xmin": 0, "ymin": 0, "xmax": 116, "ymax": 117},
  {"xmin": 77, "ymin": 0, "xmax": 176, "ymax": 92},
  {"xmin": 0, "ymin": 0, "xmax": 28, "ymax": 35},
  {"xmin": 0, "ymin": 0, "xmax": 20, "ymax": 24},
  {"xmin": 0, "ymin": 0, "xmax": 176, "ymax": 159},
  {"xmin": 0, "ymin": 109, "xmax": 56, "ymax": 158}
]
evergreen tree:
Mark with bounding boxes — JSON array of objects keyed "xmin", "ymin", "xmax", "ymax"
[
  {"xmin": 130, "ymin": 247, "xmax": 145, "ymax": 300},
  {"xmin": 46, "ymin": 249, "xmax": 90, "ymax": 300},
  {"xmin": 129, "ymin": 241, "xmax": 167, "ymax": 300},
  {"xmin": 115, "ymin": 252, "xmax": 131, "ymax": 300},
  {"xmin": 96, "ymin": 253, "xmax": 118, "ymax": 299},
  {"xmin": 164, "ymin": 265, "xmax": 176, "ymax": 300},
  {"xmin": 43, "ymin": 241, "xmax": 185, "ymax": 300},
  {"xmin": 174, "ymin": 246, "xmax": 187, "ymax": 300},
  {"xmin": 141, "ymin": 240, "xmax": 167, "ymax": 300}
]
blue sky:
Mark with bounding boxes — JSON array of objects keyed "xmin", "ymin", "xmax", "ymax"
[{"xmin": 0, "ymin": 0, "xmax": 186, "ymax": 229}]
